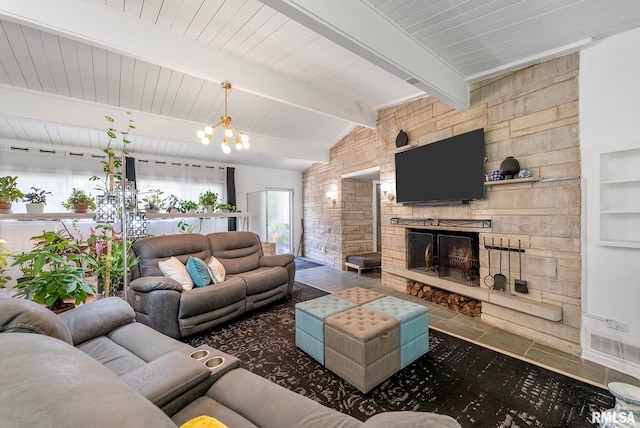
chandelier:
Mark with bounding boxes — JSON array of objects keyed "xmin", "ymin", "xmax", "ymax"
[{"xmin": 197, "ymin": 81, "xmax": 249, "ymax": 154}]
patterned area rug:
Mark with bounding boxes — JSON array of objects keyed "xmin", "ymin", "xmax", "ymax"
[
  {"xmin": 185, "ymin": 283, "xmax": 613, "ymax": 427},
  {"xmin": 294, "ymin": 257, "xmax": 323, "ymax": 270}
]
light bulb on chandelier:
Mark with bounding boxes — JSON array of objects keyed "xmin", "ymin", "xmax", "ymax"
[{"xmin": 197, "ymin": 82, "xmax": 249, "ymax": 154}]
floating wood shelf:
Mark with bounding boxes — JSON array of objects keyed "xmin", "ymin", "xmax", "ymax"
[{"xmin": 484, "ymin": 177, "xmax": 539, "ymax": 186}]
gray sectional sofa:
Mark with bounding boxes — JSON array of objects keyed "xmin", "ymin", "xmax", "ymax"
[
  {"xmin": 127, "ymin": 231, "xmax": 296, "ymax": 339},
  {"xmin": 0, "ymin": 292, "xmax": 462, "ymax": 428}
]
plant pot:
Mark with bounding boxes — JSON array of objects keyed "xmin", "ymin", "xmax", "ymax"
[
  {"xmin": 0, "ymin": 202, "xmax": 12, "ymax": 214},
  {"xmin": 73, "ymin": 203, "xmax": 88, "ymax": 213},
  {"xmin": 26, "ymin": 203, "xmax": 44, "ymax": 214},
  {"xmin": 52, "ymin": 302, "xmax": 75, "ymax": 314},
  {"xmin": 146, "ymin": 209, "xmax": 159, "ymax": 214},
  {"xmin": 205, "ymin": 205, "xmax": 214, "ymax": 213}
]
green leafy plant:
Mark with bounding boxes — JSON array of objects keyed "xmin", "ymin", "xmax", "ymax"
[
  {"xmin": 215, "ymin": 203, "xmax": 236, "ymax": 212},
  {"xmin": 12, "ymin": 230, "xmax": 97, "ymax": 310},
  {"xmin": 0, "ymin": 176, "xmax": 24, "ymax": 204},
  {"xmin": 62, "ymin": 188, "xmax": 96, "ymax": 211},
  {"xmin": 178, "ymin": 199, "xmax": 198, "ymax": 213},
  {"xmin": 0, "ymin": 240, "xmax": 12, "ymax": 287},
  {"xmin": 177, "ymin": 220, "xmax": 196, "ymax": 234},
  {"xmin": 198, "ymin": 190, "xmax": 218, "ymax": 210},
  {"xmin": 165, "ymin": 194, "xmax": 180, "ymax": 212},
  {"xmin": 87, "ymin": 224, "xmax": 139, "ymax": 296},
  {"xmin": 140, "ymin": 189, "xmax": 165, "ymax": 211},
  {"xmin": 22, "ymin": 187, "xmax": 52, "ymax": 204},
  {"xmin": 90, "ymin": 113, "xmax": 135, "ymax": 192}
]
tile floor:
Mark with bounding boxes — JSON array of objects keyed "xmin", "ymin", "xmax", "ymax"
[{"xmin": 295, "ymin": 263, "xmax": 640, "ymax": 390}]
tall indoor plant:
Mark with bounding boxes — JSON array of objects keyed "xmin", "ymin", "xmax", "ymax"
[
  {"xmin": 12, "ymin": 230, "xmax": 96, "ymax": 312},
  {"xmin": 88, "ymin": 224, "xmax": 139, "ymax": 297}
]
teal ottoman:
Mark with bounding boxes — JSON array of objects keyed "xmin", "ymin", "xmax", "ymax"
[
  {"xmin": 364, "ymin": 296, "xmax": 429, "ymax": 368},
  {"xmin": 295, "ymin": 295, "xmax": 357, "ymax": 364}
]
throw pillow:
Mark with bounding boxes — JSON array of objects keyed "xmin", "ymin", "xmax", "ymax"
[
  {"xmin": 180, "ymin": 416, "xmax": 228, "ymax": 428},
  {"xmin": 186, "ymin": 256, "xmax": 212, "ymax": 287},
  {"xmin": 158, "ymin": 256, "xmax": 194, "ymax": 290},
  {"xmin": 206, "ymin": 256, "xmax": 226, "ymax": 283}
]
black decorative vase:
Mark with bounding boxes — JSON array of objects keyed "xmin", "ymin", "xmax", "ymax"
[{"xmin": 499, "ymin": 156, "xmax": 520, "ymax": 179}]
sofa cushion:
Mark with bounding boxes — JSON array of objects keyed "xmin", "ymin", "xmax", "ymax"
[
  {"xmin": 187, "ymin": 257, "xmax": 212, "ymax": 287},
  {"xmin": 207, "ymin": 232, "xmax": 262, "ymax": 274},
  {"xmin": 59, "ymin": 296, "xmax": 135, "ymax": 345},
  {"xmin": 0, "ymin": 296, "xmax": 72, "ymax": 344},
  {"xmin": 238, "ymin": 266, "xmax": 289, "ymax": 296},
  {"xmin": 133, "ymin": 234, "xmax": 212, "ymax": 278},
  {"xmin": 206, "ymin": 256, "xmax": 226, "ymax": 283},
  {"xmin": 160, "ymin": 257, "xmax": 195, "ymax": 290}
]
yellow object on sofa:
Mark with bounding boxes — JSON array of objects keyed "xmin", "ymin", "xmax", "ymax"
[{"xmin": 180, "ymin": 415, "xmax": 228, "ymax": 428}]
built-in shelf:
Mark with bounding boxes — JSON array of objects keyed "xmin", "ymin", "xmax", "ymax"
[
  {"xmin": 598, "ymin": 146, "xmax": 640, "ymax": 248},
  {"xmin": 484, "ymin": 177, "xmax": 539, "ymax": 186},
  {"xmin": 0, "ymin": 211, "xmax": 251, "ymax": 229},
  {"xmin": 388, "ymin": 266, "xmax": 562, "ymax": 322},
  {"xmin": 390, "ymin": 218, "xmax": 491, "ymax": 229}
]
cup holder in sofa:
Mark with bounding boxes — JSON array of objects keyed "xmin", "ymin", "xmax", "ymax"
[
  {"xmin": 189, "ymin": 349, "xmax": 210, "ymax": 361},
  {"xmin": 203, "ymin": 356, "xmax": 225, "ymax": 370}
]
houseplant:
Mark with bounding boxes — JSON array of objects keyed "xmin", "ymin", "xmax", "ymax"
[
  {"xmin": 179, "ymin": 199, "xmax": 198, "ymax": 213},
  {"xmin": 0, "ymin": 176, "xmax": 24, "ymax": 213},
  {"xmin": 0, "ymin": 239, "xmax": 11, "ymax": 287},
  {"xmin": 215, "ymin": 203, "xmax": 236, "ymax": 212},
  {"xmin": 62, "ymin": 188, "xmax": 96, "ymax": 213},
  {"xmin": 12, "ymin": 230, "xmax": 96, "ymax": 312},
  {"xmin": 22, "ymin": 187, "xmax": 52, "ymax": 214},
  {"xmin": 165, "ymin": 194, "xmax": 180, "ymax": 213},
  {"xmin": 199, "ymin": 190, "xmax": 219, "ymax": 212},
  {"xmin": 87, "ymin": 225, "xmax": 139, "ymax": 297},
  {"xmin": 140, "ymin": 189, "xmax": 164, "ymax": 213}
]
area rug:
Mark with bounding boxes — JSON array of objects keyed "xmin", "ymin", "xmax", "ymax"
[
  {"xmin": 294, "ymin": 257, "xmax": 323, "ymax": 270},
  {"xmin": 185, "ymin": 283, "xmax": 614, "ymax": 427}
]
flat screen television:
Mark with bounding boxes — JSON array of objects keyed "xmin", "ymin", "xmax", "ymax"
[{"xmin": 395, "ymin": 128, "xmax": 485, "ymax": 205}]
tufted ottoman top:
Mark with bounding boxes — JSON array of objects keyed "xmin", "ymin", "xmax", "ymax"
[
  {"xmin": 295, "ymin": 295, "xmax": 357, "ymax": 319},
  {"xmin": 333, "ymin": 287, "xmax": 384, "ymax": 305},
  {"xmin": 364, "ymin": 296, "xmax": 429, "ymax": 321},
  {"xmin": 325, "ymin": 306, "xmax": 398, "ymax": 341}
]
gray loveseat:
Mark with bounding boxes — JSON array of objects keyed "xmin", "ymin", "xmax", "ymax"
[
  {"xmin": 127, "ymin": 231, "xmax": 295, "ymax": 339},
  {"xmin": 0, "ymin": 293, "xmax": 462, "ymax": 428}
]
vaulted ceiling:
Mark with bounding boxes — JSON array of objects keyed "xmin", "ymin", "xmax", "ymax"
[{"xmin": 1, "ymin": 0, "xmax": 640, "ymax": 171}]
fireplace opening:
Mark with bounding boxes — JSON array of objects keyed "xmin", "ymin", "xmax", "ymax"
[{"xmin": 407, "ymin": 228, "xmax": 480, "ymax": 286}]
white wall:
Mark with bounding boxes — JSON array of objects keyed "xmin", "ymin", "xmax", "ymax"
[
  {"xmin": 580, "ymin": 27, "xmax": 640, "ymax": 378},
  {"xmin": 233, "ymin": 164, "xmax": 303, "ymax": 255}
]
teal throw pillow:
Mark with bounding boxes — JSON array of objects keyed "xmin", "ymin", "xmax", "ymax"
[{"xmin": 186, "ymin": 256, "xmax": 212, "ymax": 287}]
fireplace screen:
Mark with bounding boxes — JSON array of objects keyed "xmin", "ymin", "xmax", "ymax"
[{"xmin": 407, "ymin": 229, "xmax": 480, "ymax": 286}]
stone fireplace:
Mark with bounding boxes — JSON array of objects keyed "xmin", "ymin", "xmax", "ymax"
[{"xmin": 407, "ymin": 229, "xmax": 480, "ymax": 287}]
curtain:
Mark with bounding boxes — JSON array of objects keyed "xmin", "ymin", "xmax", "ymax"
[{"xmin": 226, "ymin": 167, "xmax": 236, "ymax": 231}]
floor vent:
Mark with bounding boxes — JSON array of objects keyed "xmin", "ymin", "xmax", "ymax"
[{"xmin": 590, "ymin": 333, "xmax": 640, "ymax": 364}]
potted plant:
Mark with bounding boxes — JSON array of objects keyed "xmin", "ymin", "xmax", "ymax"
[
  {"xmin": 22, "ymin": 187, "xmax": 52, "ymax": 214},
  {"xmin": 0, "ymin": 239, "xmax": 11, "ymax": 288},
  {"xmin": 62, "ymin": 188, "xmax": 96, "ymax": 213},
  {"xmin": 179, "ymin": 199, "xmax": 198, "ymax": 213},
  {"xmin": 12, "ymin": 230, "xmax": 96, "ymax": 312},
  {"xmin": 0, "ymin": 176, "xmax": 24, "ymax": 213},
  {"xmin": 199, "ymin": 190, "xmax": 219, "ymax": 212},
  {"xmin": 165, "ymin": 194, "xmax": 180, "ymax": 213},
  {"xmin": 87, "ymin": 225, "xmax": 139, "ymax": 297},
  {"xmin": 215, "ymin": 203, "xmax": 236, "ymax": 213},
  {"xmin": 140, "ymin": 189, "xmax": 164, "ymax": 213}
]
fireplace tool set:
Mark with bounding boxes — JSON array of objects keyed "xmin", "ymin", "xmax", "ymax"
[{"xmin": 483, "ymin": 238, "xmax": 528, "ymax": 293}]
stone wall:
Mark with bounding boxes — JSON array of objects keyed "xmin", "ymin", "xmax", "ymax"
[{"xmin": 302, "ymin": 54, "xmax": 582, "ymax": 355}]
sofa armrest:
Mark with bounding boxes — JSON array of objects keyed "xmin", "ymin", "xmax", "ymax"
[
  {"xmin": 260, "ymin": 253, "xmax": 294, "ymax": 268},
  {"xmin": 59, "ymin": 297, "xmax": 135, "ymax": 345},
  {"xmin": 129, "ymin": 276, "xmax": 183, "ymax": 293}
]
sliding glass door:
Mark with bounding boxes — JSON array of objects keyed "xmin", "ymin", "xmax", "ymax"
[{"xmin": 248, "ymin": 188, "xmax": 293, "ymax": 254}]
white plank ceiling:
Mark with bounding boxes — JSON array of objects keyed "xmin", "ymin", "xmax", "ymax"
[{"xmin": 1, "ymin": 0, "xmax": 640, "ymax": 171}]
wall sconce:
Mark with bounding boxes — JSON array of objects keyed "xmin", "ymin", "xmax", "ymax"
[
  {"xmin": 381, "ymin": 183, "xmax": 395, "ymax": 201},
  {"xmin": 326, "ymin": 191, "xmax": 337, "ymax": 206}
]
